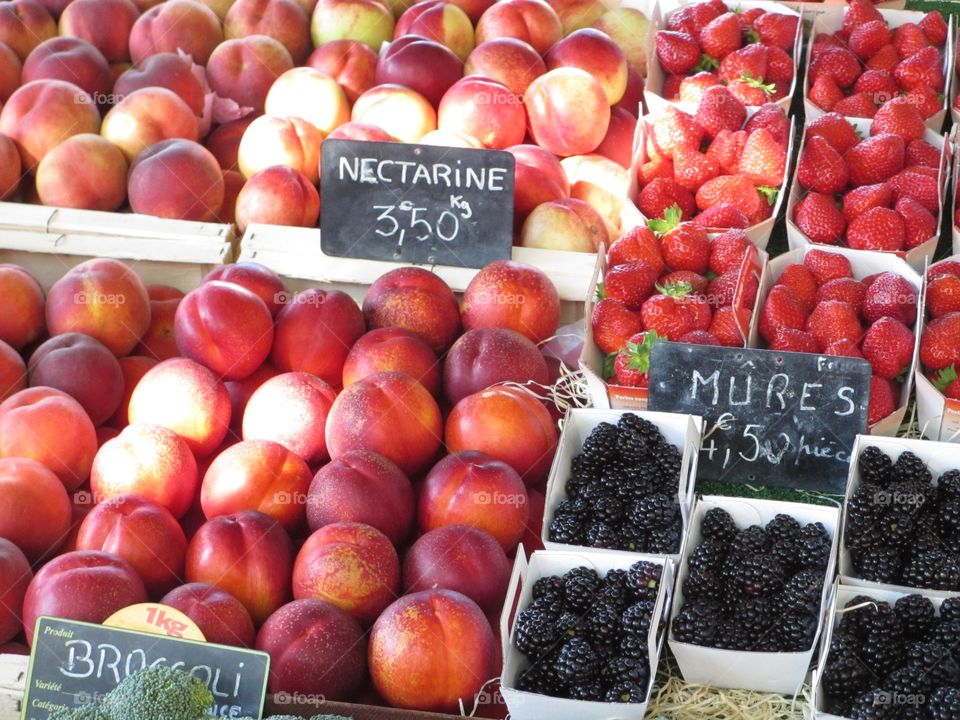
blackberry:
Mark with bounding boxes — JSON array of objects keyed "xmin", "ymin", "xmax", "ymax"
[
  {"xmin": 930, "ymin": 619, "xmax": 960, "ymax": 648},
  {"xmin": 713, "ymin": 618, "xmax": 751, "ymax": 651},
  {"xmin": 514, "ymin": 608, "xmax": 560, "ymax": 658},
  {"xmin": 939, "ymin": 469, "xmax": 960, "ymax": 499},
  {"xmin": 581, "ymin": 422, "xmax": 619, "ymax": 460},
  {"xmin": 616, "ymin": 428, "xmax": 650, "ymax": 464},
  {"xmin": 590, "ymin": 495, "xmax": 623, "ymax": 525},
  {"xmin": 853, "ymin": 546, "xmax": 902, "ymax": 584},
  {"xmin": 627, "ymin": 560, "xmax": 662, "ymax": 596},
  {"xmin": 672, "ymin": 601, "xmax": 718, "ymax": 646},
  {"xmin": 584, "ymin": 602, "xmax": 621, "ymax": 650},
  {"xmin": 578, "ymin": 480, "xmax": 611, "ymax": 504},
  {"xmin": 601, "ymin": 568, "xmax": 629, "ymax": 602},
  {"xmin": 554, "ymin": 637, "xmax": 599, "ymax": 684},
  {"xmin": 845, "ymin": 488, "xmax": 885, "ymax": 544},
  {"xmin": 563, "ymin": 567, "xmax": 600, "ymax": 612},
  {"xmin": 729, "ymin": 525, "xmax": 769, "ymax": 556},
  {"xmin": 772, "ymin": 609, "xmax": 818, "ymax": 651},
  {"xmin": 940, "ymin": 596, "xmax": 960, "ymax": 622},
  {"xmin": 729, "ymin": 597, "xmax": 773, "ymax": 643},
  {"xmin": 796, "ymin": 522, "xmax": 832, "ymax": 570},
  {"xmin": 737, "ymin": 554, "xmax": 785, "ymax": 597},
  {"xmin": 567, "ymin": 682, "xmax": 604, "ymax": 701},
  {"xmin": 604, "ymin": 682, "xmax": 647, "ymax": 703},
  {"xmin": 838, "ymin": 595, "xmax": 885, "ymax": 639},
  {"xmin": 683, "ymin": 540, "xmax": 726, "ymax": 598},
  {"xmin": 630, "ymin": 493, "xmax": 677, "ymax": 529},
  {"xmin": 906, "ymin": 641, "xmax": 960, "ymax": 686},
  {"xmin": 848, "ymin": 689, "xmax": 901, "ymax": 720},
  {"xmin": 821, "ymin": 654, "xmax": 873, "ymax": 700},
  {"xmin": 940, "ymin": 498, "xmax": 960, "ymax": 534},
  {"xmin": 892, "ymin": 450, "xmax": 932, "ymax": 485},
  {"xmin": 701, "ymin": 507, "xmax": 738, "ymax": 544},
  {"xmin": 912, "ymin": 527, "xmax": 944, "ymax": 555},
  {"xmin": 769, "ymin": 539, "xmax": 800, "ymax": 573},
  {"xmin": 859, "ymin": 445, "xmax": 894, "ymax": 487},
  {"xmin": 779, "ymin": 568, "xmax": 824, "ymax": 613},
  {"xmin": 894, "ymin": 594, "xmax": 936, "ymax": 641},
  {"xmin": 860, "ymin": 629, "xmax": 904, "ymax": 677},
  {"xmin": 548, "ymin": 513, "xmax": 585, "ymax": 545},
  {"xmin": 878, "ymin": 510, "xmax": 918, "ymax": 548},
  {"xmin": 618, "ymin": 413, "xmax": 660, "ymax": 441},
  {"xmin": 884, "ymin": 665, "xmax": 931, "ymax": 697},
  {"xmin": 532, "ymin": 576, "xmax": 565, "ymax": 602},
  {"xmin": 516, "ymin": 654, "xmax": 565, "ymax": 697},
  {"xmin": 614, "ymin": 475, "xmax": 643, "ymax": 504},
  {"xmin": 926, "ymin": 686, "xmax": 960, "ymax": 720},
  {"xmin": 618, "ymin": 633, "xmax": 647, "ymax": 659},
  {"xmin": 585, "ymin": 521, "xmax": 618, "ymax": 549},
  {"xmin": 528, "ymin": 593, "xmax": 565, "ymax": 618},
  {"xmin": 602, "ymin": 656, "xmax": 649, "ymax": 687},
  {"xmin": 647, "ymin": 520, "xmax": 682, "ymax": 554},
  {"xmin": 902, "ymin": 550, "xmax": 960, "ymax": 590},
  {"xmin": 766, "ymin": 513, "xmax": 803, "ymax": 546},
  {"xmin": 622, "ymin": 601, "xmax": 655, "ymax": 636},
  {"xmin": 619, "ymin": 523, "xmax": 648, "ymax": 552},
  {"xmin": 654, "ymin": 442, "xmax": 682, "ymax": 481},
  {"xmin": 555, "ymin": 497, "xmax": 590, "ymax": 517},
  {"xmin": 555, "ymin": 611, "xmax": 582, "ymax": 640}
]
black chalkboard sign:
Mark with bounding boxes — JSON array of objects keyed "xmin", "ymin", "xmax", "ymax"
[
  {"xmin": 647, "ymin": 344, "xmax": 871, "ymax": 493},
  {"xmin": 21, "ymin": 617, "xmax": 269, "ymax": 720},
  {"xmin": 320, "ymin": 139, "xmax": 515, "ymax": 269}
]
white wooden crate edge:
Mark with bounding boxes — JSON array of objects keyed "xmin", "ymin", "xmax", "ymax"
[{"xmin": 0, "ymin": 654, "xmax": 27, "ymax": 720}]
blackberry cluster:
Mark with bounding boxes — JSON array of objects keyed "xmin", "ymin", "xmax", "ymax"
[
  {"xmin": 513, "ymin": 561, "xmax": 663, "ymax": 703},
  {"xmin": 821, "ymin": 594, "xmax": 960, "ymax": 719},
  {"xmin": 548, "ymin": 415, "xmax": 684, "ymax": 554},
  {"xmin": 846, "ymin": 447, "xmax": 960, "ymax": 591},
  {"xmin": 672, "ymin": 508, "xmax": 830, "ymax": 652}
]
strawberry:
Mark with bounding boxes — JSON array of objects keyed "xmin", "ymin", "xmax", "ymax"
[
  {"xmin": 816, "ymin": 277, "xmax": 867, "ymax": 310},
  {"xmin": 738, "ymin": 7, "xmax": 763, "ymax": 27},
  {"xmin": 808, "ymin": 74, "xmax": 844, "ymax": 112},
  {"xmin": 862, "ymin": 272, "xmax": 918, "ymax": 325},
  {"xmin": 844, "ymin": 133, "xmax": 905, "ymax": 187},
  {"xmin": 906, "ymin": 85, "xmax": 942, "ymax": 120},
  {"xmin": 895, "ymin": 46, "xmax": 944, "ymax": 92},
  {"xmin": 824, "ymin": 339, "xmax": 865, "ymax": 358},
  {"xmin": 809, "ymin": 46, "xmax": 861, "ymax": 89},
  {"xmin": 832, "ymin": 93, "xmax": 878, "ymax": 119},
  {"xmin": 929, "ymin": 261, "xmax": 960, "ymax": 281},
  {"xmin": 925, "ymin": 272, "xmax": 960, "ymax": 319},
  {"xmin": 706, "ymin": 129, "xmax": 748, "ymax": 174},
  {"xmin": 669, "ymin": 4, "xmax": 721, "ymax": 36},
  {"xmin": 759, "ymin": 284, "xmax": 808, "ymax": 343},
  {"xmin": 870, "ymin": 97, "xmax": 926, "ymax": 141},
  {"xmin": 846, "ymin": 206, "xmax": 905, "ymax": 252},
  {"xmin": 719, "ymin": 44, "xmax": 768, "ymax": 83},
  {"xmin": 677, "ymin": 330, "xmax": 720, "ymax": 345},
  {"xmin": 849, "ymin": 20, "xmax": 892, "ymax": 61},
  {"xmin": 806, "ymin": 300, "xmax": 863, "ymax": 350},
  {"xmin": 603, "ymin": 261, "xmax": 660, "ymax": 311},
  {"xmin": 656, "ymin": 220, "xmax": 711, "ymax": 274},
  {"xmin": 612, "ymin": 331, "xmax": 661, "ymax": 387},
  {"xmin": 861, "ymin": 317, "xmax": 914, "ymax": 379},
  {"xmin": 728, "ymin": 74, "xmax": 776, "ymax": 105},
  {"xmin": 805, "ymin": 112, "xmax": 861, "ymax": 155},
  {"xmin": 708, "ymin": 229, "xmax": 752, "ymax": 275},
  {"xmin": 678, "ymin": 71, "xmax": 721, "ymax": 105},
  {"xmin": 697, "ymin": 85, "xmax": 746, "ymax": 139},
  {"xmin": 638, "ymin": 178, "xmax": 697, "ymax": 221},
  {"xmin": 866, "ymin": 45, "xmax": 899, "ymax": 74},
  {"xmin": 793, "ymin": 193, "xmax": 846, "ymax": 245},
  {"xmin": 743, "ymin": 103, "xmax": 790, "ymax": 147},
  {"xmin": 797, "ymin": 135, "xmax": 849, "ymax": 195},
  {"xmin": 812, "ymin": 32, "xmax": 846, "ymax": 57},
  {"xmin": 769, "ymin": 328, "xmax": 819, "ymax": 353},
  {"xmin": 777, "ymin": 264, "xmax": 818, "ymax": 311},
  {"xmin": 867, "ymin": 375, "xmax": 897, "ymax": 426},
  {"xmin": 853, "ymin": 69, "xmax": 899, "ymax": 99},
  {"xmin": 692, "ymin": 203, "xmax": 751, "ymax": 229},
  {"xmin": 659, "ymin": 269, "xmax": 708, "ymax": 294},
  {"xmin": 705, "ymin": 270, "xmax": 739, "ymax": 308},
  {"xmin": 933, "ymin": 366, "xmax": 960, "ymax": 400},
  {"xmin": 765, "ymin": 46, "xmax": 795, "ymax": 85},
  {"xmin": 648, "ymin": 105, "xmax": 704, "ymax": 159},
  {"xmin": 893, "ymin": 23, "xmax": 931, "ymax": 61},
  {"xmin": 918, "ymin": 10, "xmax": 948, "ymax": 47},
  {"xmin": 640, "ymin": 283, "xmax": 697, "ymax": 340},
  {"xmin": 753, "ymin": 12, "xmax": 798, "ymax": 52},
  {"xmin": 843, "ymin": 0, "xmax": 883, "ymax": 34},
  {"xmin": 695, "ymin": 175, "xmax": 764, "ymax": 221},
  {"xmin": 608, "ymin": 225, "xmax": 665, "ymax": 273},
  {"xmin": 888, "ymin": 170, "xmax": 939, "ymax": 214},
  {"xmin": 637, "ymin": 156, "xmax": 675, "ymax": 186},
  {"xmin": 894, "ymin": 197, "xmax": 937, "ymax": 250},
  {"xmin": 709, "ymin": 305, "xmax": 750, "ymax": 346},
  {"xmin": 672, "ymin": 148, "xmax": 721, "ymax": 191},
  {"xmin": 684, "ymin": 293, "xmax": 713, "ymax": 331},
  {"xmin": 842, "ymin": 183, "xmax": 893, "ymax": 221},
  {"xmin": 921, "ymin": 312, "xmax": 960, "ymax": 371},
  {"xmin": 656, "ymin": 31, "xmax": 702, "ymax": 75},
  {"xmin": 739, "ymin": 127, "xmax": 786, "ymax": 187},
  {"xmin": 805, "ymin": 249, "xmax": 853, "ymax": 285},
  {"xmin": 592, "ymin": 297, "xmax": 644, "ymax": 354},
  {"xmin": 700, "ymin": 12, "xmax": 742, "ymax": 60}
]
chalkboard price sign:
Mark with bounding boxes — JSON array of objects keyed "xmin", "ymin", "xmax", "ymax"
[
  {"xmin": 21, "ymin": 617, "xmax": 269, "ymax": 720},
  {"xmin": 320, "ymin": 139, "xmax": 515, "ymax": 269},
  {"xmin": 647, "ymin": 343, "xmax": 871, "ymax": 493}
]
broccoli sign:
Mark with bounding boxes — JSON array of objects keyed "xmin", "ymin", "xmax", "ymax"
[{"xmin": 21, "ymin": 617, "xmax": 269, "ymax": 719}]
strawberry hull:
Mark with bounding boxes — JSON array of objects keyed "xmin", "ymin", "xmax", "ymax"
[{"xmin": 916, "ymin": 256, "xmax": 960, "ymax": 443}]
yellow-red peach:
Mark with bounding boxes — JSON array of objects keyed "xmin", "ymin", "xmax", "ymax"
[
  {"xmin": 464, "ymin": 37, "xmax": 544, "ymax": 95},
  {"xmin": 22, "ymin": 36, "xmax": 111, "ymax": 101},
  {"xmin": 524, "ymin": 67, "xmax": 609, "ymax": 157},
  {"xmin": 134, "ymin": 284, "xmax": 183, "ymax": 361},
  {"xmin": 0, "ymin": 42, "xmax": 19, "ymax": 102},
  {"xmin": 202, "ymin": 262, "xmax": 288, "ymax": 318},
  {"xmin": 35, "ymin": 133, "xmax": 127, "ymax": 211},
  {"xmin": 616, "ymin": 65, "xmax": 643, "ymax": 116},
  {"xmin": 218, "ymin": 169, "xmax": 244, "ymax": 225},
  {"xmin": 0, "ymin": 341, "xmax": 25, "ymax": 402},
  {"xmin": 475, "ymin": 0, "xmax": 561, "ymax": 55},
  {"xmin": 461, "ymin": 259, "xmax": 560, "ymax": 343},
  {"xmin": 437, "ymin": 76, "xmax": 525, "ymax": 149},
  {"xmin": 305, "ymin": 39, "xmax": 376, "ymax": 103},
  {"xmin": 418, "ymin": 128, "xmax": 482, "ymax": 147},
  {"xmin": 114, "ymin": 52, "xmax": 206, "ymax": 116},
  {"xmin": 58, "ymin": 0, "xmax": 140, "ymax": 64},
  {"xmin": 507, "ymin": 143, "xmax": 569, "ymax": 224},
  {"xmin": 375, "ymin": 35, "xmax": 463, "ymax": 108},
  {"xmin": 235, "ymin": 165, "xmax": 320, "ymax": 234},
  {"xmin": 0, "ymin": 133, "xmax": 18, "ymax": 200},
  {"xmin": 0, "ymin": 457, "xmax": 71, "ymax": 563},
  {"xmin": 0, "ymin": 0, "xmax": 55, "ymax": 61},
  {"xmin": 326, "ymin": 121, "xmax": 397, "ymax": 142},
  {"xmin": 129, "ymin": 0, "xmax": 223, "ymax": 65},
  {"xmin": 128, "ymin": 139, "xmax": 225, "ymax": 222},
  {"xmin": 0, "ymin": 539, "xmax": 31, "ymax": 643},
  {"xmin": 561, "ymin": 152, "xmax": 629, "ymax": 231},
  {"xmin": 545, "ymin": 0, "xmax": 601, "ymax": 34},
  {"xmin": 520, "ymin": 196, "xmax": 608, "ymax": 252},
  {"xmin": 264, "ymin": 66, "xmax": 350, "ymax": 135},
  {"xmin": 395, "ymin": 0, "xmax": 474, "ymax": 62},
  {"xmin": 342, "ymin": 327, "xmax": 441, "ymax": 397},
  {"xmin": 225, "ymin": 0, "xmax": 311, "ymax": 63},
  {"xmin": 447, "ymin": 0, "xmax": 492, "ymax": 23},
  {"xmin": 310, "ymin": 0, "xmax": 395, "ymax": 52},
  {"xmin": 0, "ymin": 264, "xmax": 44, "ymax": 350},
  {"xmin": 207, "ymin": 36, "xmax": 294, "ymax": 115},
  {"xmin": 594, "ymin": 106, "xmax": 637, "ymax": 168},
  {"xmin": 238, "ymin": 114, "xmax": 324, "ymax": 183},
  {"xmin": 107, "ymin": 355, "xmax": 157, "ymax": 428},
  {"xmin": 205, "ymin": 117, "xmax": 253, "ymax": 170},
  {"xmin": 101, "ymin": 86, "xmax": 199, "ymax": 161},
  {"xmin": 591, "ymin": 7, "xmax": 649, "ymax": 75},
  {"xmin": 224, "ymin": 360, "xmax": 278, "ymax": 432},
  {"xmin": 351, "ymin": 83, "xmax": 436, "ymax": 143},
  {"xmin": 362, "ymin": 266, "xmax": 460, "ymax": 352},
  {"xmin": 546, "ymin": 28, "xmax": 627, "ymax": 105},
  {"xmin": 443, "ymin": 326, "xmax": 549, "ymax": 404},
  {"xmin": 161, "ymin": 582, "xmax": 256, "ymax": 648}
]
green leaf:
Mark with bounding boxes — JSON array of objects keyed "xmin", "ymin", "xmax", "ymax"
[
  {"xmin": 603, "ymin": 351, "xmax": 618, "ymax": 380},
  {"xmin": 757, "ymin": 185, "xmax": 779, "ymax": 205},
  {"xmin": 739, "ymin": 71, "xmax": 776, "ymax": 95},
  {"xmin": 744, "ymin": 27, "xmax": 760, "ymax": 44},
  {"xmin": 656, "ymin": 281, "xmax": 693, "ymax": 299},
  {"xmin": 595, "ymin": 282, "xmax": 606, "ymax": 300},
  {"xmin": 934, "ymin": 365, "xmax": 959, "ymax": 393},
  {"xmin": 648, "ymin": 205, "xmax": 682, "ymax": 235},
  {"xmin": 694, "ymin": 53, "xmax": 720, "ymax": 72}
]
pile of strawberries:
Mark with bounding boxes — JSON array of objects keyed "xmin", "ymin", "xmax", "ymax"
[
  {"xmin": 591, "ymin": 212, "xmax": 760, "ymax": 388},
  {"xmin": 921, "ymin": 261, "xmax": 960, "ymax": 401},
  {"xmin": 792, "ymin": 111, "xmax": 942, "ymax": 252},
  {"xmin": 758, "ymin": 249, "xmax": 918, "ymax": 425},
  {"xmin": 807, "ymin": 0, "xmax": 947, "ymax": 119},
  {"xmin": 636, "ymin": 101, "xmax": 789, "ymax": 227},
  {"xmin": 655, "ymin": 0, "xmax": 799, "ymax": 106}
]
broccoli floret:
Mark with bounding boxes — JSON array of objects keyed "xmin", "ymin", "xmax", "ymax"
[
  {"xmin": 48, "ymin": 706, "xmax": 112, "ymax": 720},
  {"xmin": 100, "ymin": 665, "xmax": 213, "ymax": 720}
]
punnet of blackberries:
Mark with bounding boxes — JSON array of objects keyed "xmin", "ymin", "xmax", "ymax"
[
  {"xmin": 845, "ymin": 446, "xmax": 960, "ymax": 591},
  {"xmin": 548, "ymin": 414, "xmax": 685, "ymax": 554},
  {"xmin": 672, "ymin": 507, "xmax": 831, "ymax": 652},
  {"xmin": 820, "ymin": 594, "xmax": 960, "ymax": 719},
  {"xmin": 512, "ymin": 560, "xmax": 663, "ymax": 703}
]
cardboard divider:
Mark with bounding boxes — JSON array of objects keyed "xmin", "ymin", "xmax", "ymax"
[
  {"xmin": 540, "ymin": 408, "xmax": 704, "ymax": 561},
  {"xmin": 667, "ymin": 495, "xmax": 841, "ymax": 694},
  {"xmin": 952, "ymin": 125, "xmax": 960, "ymax": 256}
]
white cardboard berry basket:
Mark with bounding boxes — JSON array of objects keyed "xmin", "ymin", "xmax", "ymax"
[
  {"xmin": 644, "ymin": 0, "xmax": 803, "ymax": 117},
  {"xmin": 951, "ymin": 127, "xmax": 960, "ymax": 256},
  {"xmin": 811, "ymin": 581, "xmax": 960, "ymax": 720},
  {"xmin": 838, "ymin": 434, "xmax": 960, "ymax": 597},
  {"xmin": 667, "ymin": 495, "xmax": 841, "ymax": 694},
  {"xmin": 784, "ymin": 117, "xmax": 950, "ymax": 272},
  {"xmin": 803, "ymin": 8, "xmax": 954, "ymax": 133},
  {"xmin": 540, "ymin": 408, "xmax": 704, "ymax": 563},
  {"xmin": 916, "ymin": 255, "xmax": 960, "ymax": 443},
  {"xmin": 752, "ymin": 244, "xmax": 923, "ymax": 436},
  {"xmin": 500, "ymin": 548, "xmax": 675, "ymax": 720}
]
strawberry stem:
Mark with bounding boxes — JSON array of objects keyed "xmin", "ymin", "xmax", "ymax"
[
  {"xmin": 647, "ymin": 205, "xmax": 682, "ymax": 236},
  {"xmin": 694, "ymin": 53, "xmax": 720, "ymax": 72},
  {"xmin": 757, "ymin": 185, "xmax": 779, "ymax": 205},
  {"xmin": 656, "ymin": 280, "xmax": 693, "ymax": 299},
  {"xmin": 740, "ymin": 71, "xmax": 776, "ymax": 95},
  {"xmin": 934, "ymin": 365, "xmax": 959, "ymax": 393},
  {"xmin": 744, "ymin": 27, "xmax": 760, "ymax": 44}
]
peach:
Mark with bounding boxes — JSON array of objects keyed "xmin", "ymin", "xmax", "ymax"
[
  {"xmin": 310, "ymin": 0, "xmax": 395, "ymax": 52},
  {"xmin": 546, "ymin": 28, "xmax": 627, "ymax": 105},
  {"xmin": 206, "ymin": 36, "xmax": 293, "ymax": 115},
  {"xmin": 225, "ymin": 0, "xmax": 310, "ymax": 64},
  {"xmin": 205, "ymin": 117, "xmax": 253, "ymax": 170},
  {"xmin": 0, "ymin": 388, "xmax": 98, "ymax": 491},
  {"xmin": 35, "ymin": 133, "xmax": 127, "ymax": 211},
  {"xmin": 196, "ymin": 0, "xmax": 237, "ymax": 19},
  {"xmin": 28, "ymin": 333, "xmax": 124, "ymax": 426},
  {"xmin": 238, "ymin": 114, "xmax": 324, "ymax": 183},
  {"xmin": 235, "ymin": 166, "xmax": 320, "ymax": 234},
  {"xmin": 342, "ymin": 327, "xmax": 440, "ymax": 397},
  {"xmin": 129, "ymin": 0, "xmax": 223, "ymax": 65},
  {"xmin": 76, "ymin": 495, "xmax": 187, "ymax": 597},
  {"xmin": 595, "ymin": 106, "xmax": 637, "ymax": 168},
  {"xmin": 0, "ymin": 0, "xmax": 55, "ymax": 61},
  {"xmin": 461, "ymin": 259, "xmax": 560, "ymax": 343},
  {"xmin": 521, "ymin": 488, "xmax": 545, "ymax": 551},
  {"xmin": 185, "ymin": 509, "xmax": 294, "ymax": 625},
  {"xmin": 375, "ymin": 35, "xmax": 463, "ymax": 108},
  {"xmin": 545, "ymin": 0, "xmax": 601, "ymax": 34},
  {"xmin": 0, "ymin": 42, "xmax": 20, "ymax": 102},
  {"xmin": 0, "ymin": 79, "xmax": 100, "ymax": 171},
  {"xmin": 403, "ymin": 524, "xmax": 510, "ymax": 614},
  {"xmin": 218, "ymin": 169, "xmax": 244, "ymax": 224},
  {"xmin": 0, "ymin": 539, "xmax": 31, "ymax": 644},
  {"xmin": 0, "ymin": 341, "xmax": 25, "ymax": 402},
  {"xmin": 443, "ymin": 327, "xmax": 549, "ymax": 405},
  {"xmin": 114, "ymin": 52, "xmax": 206, "ymax": 117},
  {"xmin": 616, "ymin": 65, "xmax": 643, "ymax": 117},
  {"xmin": 326, "ymin": 121, "xmax": 397, "ymax": 142},
  {"xmin": 161, "ymin": 582, "xmax": 257, "ymax": 648},
  {"xmin": 305, "ymin": 449, "xmax": 414, "ymax": 545},
  {"xmin": 22, "ymin": 36, "xmax": 111, "ymax": 101},
  {"xmin": 561, "ymin": 152, "xmax": 629, "ymax": 231},
  {"xmin": 305, "ymin": 39, "xmax": 376, "ymax": 104},
  {"xmin": 445, "ymin": 385, "xmax": 557, "ymax": 483},
  {"xmin": 58, "ymin": 0, "xmax": 140, "ymax": 64},
  {"xmin": 475, "ymin": 0, "xmax": 561, "ymax": 55},
  {"xmin": 45, "ymin": 259, "xmax": 150, "ymax": 357},
  {"xmin": 242, "ymin": 372, "xmax": 337, "ymax": 466},
  {"xmin": 127, "ymin": 358, "xmax": 232, "ymax": 457},
  {"xmin": 128, "ymin": 138, "xmax": 225, "ymax": 222},
  {"xmin": 270, "ymin": 288, "xmax": 365, "ymax": 389},
  {"xmin": 525, "ymin": 67, "xmax": 610, "ymax": 157},
  {"xmin": 507, "ymin": 143, "xmax": 569, "ymax": 224},
  {"xmin": 395, "ymin": 0, "xmax": 475, "ymax": 62},
  {"xmin": 107, "ymin": 355, "xmax": 158, "ymax": 428},
  {"xmin": 292, "ymin": 522, "xmax": 400, "ymax": 625},
  {"xmin": 264, "ymin": 66, "xmax": 350, "ymax": 135},
  {"xmin": 21, "ymin": 550, "xmax": 147, "ymax": 645},
  {"xmin": 520, "ymin": 196, "xmax": 608, "ymax": 252},
  {"xmin": 369, "ymin": 589, "xmax": 496, "ymax": 712},
  {"xmin": 447, "ymin": 0, "xmax": 492, "ymax": 23},
  {"xmin": 224, "ymin": 360, "xmax": 278, "ymax": 431},
  {"xmin": 326, "ymin": 371, "xmax": 442, "ymax": 476},
  {"xmin": 100, "ymin": 86, "xmax": 200, "ymax": 162},
  {"xmin": 418, "ymin": 128, "xmax": 481, "ymax": 147},
  {"xmin": 0, "ymin": 132, "xmax": 20, "ymax": 199},
  {"xmin": 437, "ymin": 76, "xmax": 525, "ymax": 150},
  {"xmin": 91, "ymin": 424, "xmax": 199, "ymax": 518},
  {"xmin": 0, "ymin": 264, "xmax": 44, "ymax": 350},
  {"xmin": 202, "ymin": 261, "xmax": 288, "ymax": 318},
  {"xmin": 256, "ymin": 598, "xmax": 366, "ymax": 699},
  {"xmin": 591, "ymin": 6, "xmax": 650, "ymax": 75},
  {"xmin": 0, "ymin": 457, "xmax": 71, "ymax": 563},
  {"xmin": 351, "ymin": 83, "xmax": 437, "ymax": 143},
  {"xmin": 362, "ymin": 266, "xmax": 460, "ymax": 352},
  {"xmin": 418, "ymin": 450, "xmax": 528, "ymax": 551},
  {"xmin": 464, "ymin": 37, "xmax": 544, "ymax": 95},
  {"xmin": 134, "ymin": 284, "xmax": 183, "ymax": 361}
]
